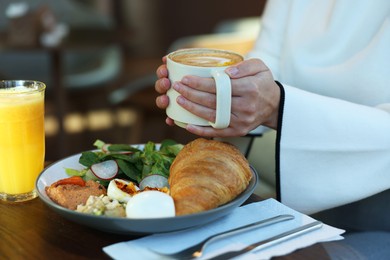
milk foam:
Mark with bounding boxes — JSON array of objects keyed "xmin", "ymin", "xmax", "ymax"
[{"xmin": 171, "ymin": 49, "xmax": 243, "ymax": 67}]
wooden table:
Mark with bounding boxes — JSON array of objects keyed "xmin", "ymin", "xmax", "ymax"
[{"xmin": 0, "ymin": 194, "xmax": 330, "ymax": 260}]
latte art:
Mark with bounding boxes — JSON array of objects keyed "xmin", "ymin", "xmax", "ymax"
[{"xmin": 170, "ymin": 50, "xmax": 243, "ymax": 67}]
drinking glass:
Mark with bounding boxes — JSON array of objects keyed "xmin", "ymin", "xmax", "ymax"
[{"xmin": 0, "ymin": 80, "xmax": 46, "ymax": 202}]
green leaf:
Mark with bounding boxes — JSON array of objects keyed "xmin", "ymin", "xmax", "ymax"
[
  {"xmin": 102, "ymin": 153, "xmax": 139, "ymax": 163},
  {"xmin": 141, "ymin": 164, "xmax": 152, "ymax": 179},
  {"xmin": 150, "ymin": 160, "xmax": 170, "ymax": 178},
  {"xmin": 107, "ymin": 144, "xmax": 141, "ymax": 152},
  {"xmin": 160, "ymin": 139, "xmax": 177, "ymax": 148},
  {"xmin": 167, "ymin": 144, "xmax": 184, "ymax": 156},
  {"xmin": 64, "ymin": 168, "xmax": 88, "ymax": 177},
  {"xmin": 144, "ymin": 141, "xmax": 157, "ymax": 153},
  {"xmin": 93, "ymin": 139, "xmax": 106, "ymax": 149},
  {"xmin": 79, "ymin": 151, "xmax": 101, "ymax": 167},
  {"xmin": 116, "ymin": 159, "xmax": 141, "ymax": 183}
]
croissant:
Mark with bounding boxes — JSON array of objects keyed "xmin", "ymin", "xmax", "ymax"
[{"xmin": 168, "ymin": 138, "xmax": 252, "ymax": 216}]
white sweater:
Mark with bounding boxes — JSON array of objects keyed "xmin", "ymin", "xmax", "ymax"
[{"xmin": 248, "ymin": 0, "xmax": 390, "ymax": 214}]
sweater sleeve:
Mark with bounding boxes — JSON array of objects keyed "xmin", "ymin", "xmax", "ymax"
[
  {"xmin": 277, "ymin": 84, "xmax": 390, "ymax": 214},
  {"xmin": 246, "ymin": 0, "xmax": 291, "ymax": 78}
]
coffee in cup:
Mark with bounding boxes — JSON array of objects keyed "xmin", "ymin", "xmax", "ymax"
[{"xmin": 166, "ymin": 48, "xmax": 243, "ymax": 129}]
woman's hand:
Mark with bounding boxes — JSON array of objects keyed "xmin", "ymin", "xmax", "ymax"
[
  {"xmin": 155, "ymin": 56, "xmax": 175, "ymax": 126},
  {"xmin": 155, "ymin": 58, "xmax": 281, "ymax": 137}
]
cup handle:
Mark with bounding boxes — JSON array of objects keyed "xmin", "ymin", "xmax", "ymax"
[{"xmin": 209, "ymin": 70, "xmax": 231, "ymax": 129}]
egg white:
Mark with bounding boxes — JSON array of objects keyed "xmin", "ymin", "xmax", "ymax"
[
  {"xmin": 107, "ymin": 179, "xmax": 139, "ymax": 203},
  {"xmin": 126, "ymin": 191, "xmax": 175, "ymax": 219}
]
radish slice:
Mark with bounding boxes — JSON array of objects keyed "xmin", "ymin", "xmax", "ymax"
[
  {"xmin": 90, "ymin": 160, "xmax": 118, "ymax": 180},
  {"xmin": 139, "ymin": 174, "xmax": 169, "ymax": 190}
]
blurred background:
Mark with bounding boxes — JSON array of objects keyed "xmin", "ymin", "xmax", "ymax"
[
  {"xmin": 1, "ymin": 0, "xmax": 275, "ymax": 197},
  {"xmin": 0, "ymin": 0, "xmax": 265, "ymax": 160}
]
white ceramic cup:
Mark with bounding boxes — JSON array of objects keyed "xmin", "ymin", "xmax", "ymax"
[{"xmin": 166, "ymin": 48, "xmax": 243, "ymax": 129}]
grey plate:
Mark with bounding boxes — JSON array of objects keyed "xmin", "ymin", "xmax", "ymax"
[{"xmin": 36, "ymin": 150, "xmax": 258, "ymax": 235}]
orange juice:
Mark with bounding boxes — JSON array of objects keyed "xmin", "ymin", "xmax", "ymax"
[{"xmin": 0, "ymin": 81, "xmax": 45, "ymax": 202}]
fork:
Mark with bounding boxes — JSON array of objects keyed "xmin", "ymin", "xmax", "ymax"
[{"xmin": 150, "ymin": 214, "xmax": 294, "ymax": 259}]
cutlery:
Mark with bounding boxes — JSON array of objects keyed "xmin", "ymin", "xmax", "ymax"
[
  {"xmin": 151, "ymin": 214, "xmax": 294, "ymax": 259},
  {"xmin": 207, "ymin": 220, "xmax": 323, "ymax": 260}
]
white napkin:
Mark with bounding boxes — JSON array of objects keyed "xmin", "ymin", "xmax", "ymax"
[{"xmin": 103, "ymin": 198, "xmax": 345, "ymax": 260}]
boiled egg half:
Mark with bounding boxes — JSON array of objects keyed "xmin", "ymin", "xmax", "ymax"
[
  {"xmin": 126, "ymin": 190, "xmax": 175, "ymax": 218},
  {"xmin": 107, "ymin": 179, "xmax": 139, "ymax": 203}
]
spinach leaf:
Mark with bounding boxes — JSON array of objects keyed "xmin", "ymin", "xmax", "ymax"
[
  {"xmin": 79, "ymin": 151, "xmax": 101, "ymax": 167},
  {"xmin": 116, "ymin": 159, "xmax": 141, "ymax": 183}
]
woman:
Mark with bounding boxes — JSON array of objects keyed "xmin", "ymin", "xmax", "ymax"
[{"xmin": 155, "ymin": 0, "xmax": 390, "ymax": 258}]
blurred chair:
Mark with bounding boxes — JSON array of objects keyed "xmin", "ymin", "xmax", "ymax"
[
  {"xmin": 0, "ymin": 46, "xmax": 122, "ymax": 91},
  {"xmin": 0, "ymin": 0, "xmax": 122, "ymax": 91}
]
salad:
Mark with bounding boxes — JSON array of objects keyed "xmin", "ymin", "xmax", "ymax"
[{"xmin": 65, "ymin": 139, "xmax": 184, "ymax": 187}]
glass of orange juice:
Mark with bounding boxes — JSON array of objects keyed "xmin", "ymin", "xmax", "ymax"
[{"xmin": 0, "ymin": 80, "xmax": 46, "ymax": 202}]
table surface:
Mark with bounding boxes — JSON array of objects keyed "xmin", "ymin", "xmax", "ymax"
[{"xmin": 0, "ymin": 193, "xmax": 330, "ymax": 260}]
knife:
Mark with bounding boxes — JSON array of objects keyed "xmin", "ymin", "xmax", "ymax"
[{"xmin": 206, "ymin": 220, "xmax": 323, "ymax": 260}]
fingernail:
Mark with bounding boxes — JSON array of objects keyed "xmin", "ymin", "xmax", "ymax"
[
  {"xmin": 181, "ymin": 77, "xmax": 189, "ymax": 85},
  {"xmin": 173, "ymin": 82, "xmax": 180, "ymax": 91},
  {"xmin": 226, "ymin": 67, "xmax": 239, "ymax": 77},
  {"xmin": 177, "ymin": 96, "xmax": 185, "ymax": 105}
]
